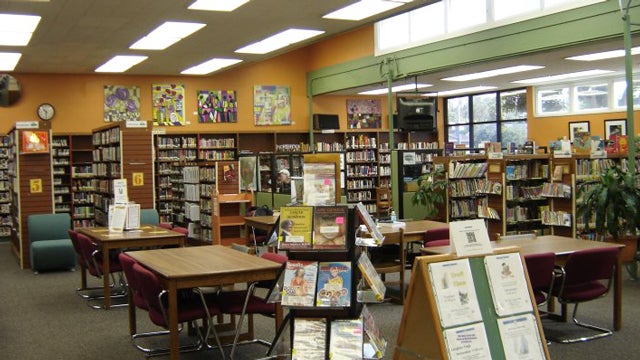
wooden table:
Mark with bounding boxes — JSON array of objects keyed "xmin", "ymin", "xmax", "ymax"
[
  {"xmin": 421, "ymin": 235, "xmax": 625, "ymax": 330},
  {"xmin": 378, "ymin": 219, "xmax": 448, "ymax": 243},
  {"xmin": 77, "ymin": 225, "xmax": 185, "ymax": 309},
  {"xmin": 126, "ymin": 245, "xmax": 282, "ymax": 360},
  {"xmin": 243, "ymin": 215, "xmax": 278, "ymax": 233}
]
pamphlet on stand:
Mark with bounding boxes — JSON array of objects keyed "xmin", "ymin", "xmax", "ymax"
[
  {"xmin": 484, "ymin": 253, "xmax": 533, "ymax": 316},
  {"xmin": 354, "ymin": 202, "xmax": 385, "ymax": 246},
  {"xmin": 108, "ymin": 204, "xmax": 127, "ymax": 233},
  {"xmin": 448, "ymin": 219, "xmax": 493, "ymax": 257},
  {"xmin": 125, "ymin": 203, "xmax": 141, "ymax": 230},
  {"xmin": 496, "ymin": 314, "xmax": 546, "ymax": 360},
  {"xmin": 443, "ymin": 322, "xmax": 492, "ymax": 360}
]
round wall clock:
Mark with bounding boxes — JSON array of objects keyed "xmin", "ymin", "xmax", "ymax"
[{"xmin": 37, "ymin": 103, "xmax": 55, "ymax": 121}]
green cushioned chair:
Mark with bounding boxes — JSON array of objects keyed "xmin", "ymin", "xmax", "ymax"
[
  {"xmin": 28, "ymin": 213, "xmax": 76, "ymax": 273},
  {"xmin": 140, "ymin": 209, "xmax": 160, "ymax": 226}
]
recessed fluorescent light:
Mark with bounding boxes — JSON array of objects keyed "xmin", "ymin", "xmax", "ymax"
[
  {"xmin": 566, "ymin": 46, "xmax": 640, "ymax": 61},
  {"xmin": 188, "ymin": 0, "xmax": 250, "ymax": 12},
  {"xmin": 95, "ymin": 55, "xmax": 148, "ymax": 73},
  {"xmin": 130, "ymin": 22, "xmax": 206, "ymax": 50},
  {"xmin": 0, "ymin": 52, "xmax": 21, "ymax": 71},
  {"xmin": 437, "ymin": 86, "xmax": 497, "ymax": 96},
  {"xmin": 511, "ymin": 69, "xmax": 614, "ymax": 84},
  {"xmin": 359, "ymin": 83, "xmax": 432, "ymax": 95},
  {"xmin": 235, "ymin": 28, "xmax": 324, "ymax": 54},
  {"xmin": 0, "ymin": 14, "xmax": 41, "ymax": 46},
  {"xmin": 323, "ymin": 0, "xmax": 411, "ymax": 21},
  {"xmin": 442, "ymin": 65, "xmax": 545, "ymax": 82},
  {"xmin": 181, "ymin": 58, "xmax": 243, "ymax": 75}
]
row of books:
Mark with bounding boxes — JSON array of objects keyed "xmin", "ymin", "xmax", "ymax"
[
  {"xmin": 540, "ymin": 182, "xmax": 572, "ymax": 199},
  {"xmin": 449, "ymin": 161, "xmax": 488, "ymax": 179},
  {"xmin": 505, "ymin": 163, "xmax": 549, "ymax": 180},
  {"xmin": 449, "ymin": 179, "xmax": 482, "ymax": 197}
]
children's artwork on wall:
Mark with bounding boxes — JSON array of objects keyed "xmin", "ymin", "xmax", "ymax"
[
  {"xmin": 253, "ymin": 85, "xmax": 291, "ymax": 126},
  {"xmin": 152, "ymin": 84, "xmax": 185, "ymax": 126},
  {"xmin": 103, "ymin": 85, "xmax": 140, "ymax": 122},
  {"xmin": 197, "ymin": 90, "xmax": 237, "ymax": 123},
  {"xmin": 346, "ymin": 99, "xmax": 381, "ymax": 129}
]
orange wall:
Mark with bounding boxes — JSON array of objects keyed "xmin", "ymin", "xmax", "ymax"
[{"xmin": 0, "ymin": 26, "xmax": 376, "ymax": 135}]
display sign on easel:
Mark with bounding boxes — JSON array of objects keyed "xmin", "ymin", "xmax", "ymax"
[
  {"xmin": 108, "ymin": 179, "xmax": 140, "ymax": 231},
  {"xmin": 448, "ymin": 219, "xmax": 492, "ymax": 257}
]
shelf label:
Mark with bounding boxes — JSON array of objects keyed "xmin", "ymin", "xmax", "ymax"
[
  {"xmin": 16, "ymin": 121, "xmax": 39, "ymax": 129},
  {"xmin": 30, "ymin": 179, "xmax": 42, "ymax": 193},
  {"xmin": 132, "ymin": 172, "xmax": 144, "ymax": 186},
  {"xmin": 125, "ymin": 120, "xmax": 147, "ymax": 128}
]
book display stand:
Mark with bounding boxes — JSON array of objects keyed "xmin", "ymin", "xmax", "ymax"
[
  {"xmin": 267, "ymin": 203, "xmax": 389, "ymax": 359},
  {"xmin": 394, "ymin": 247, "xmax": 550, "ymax": 360}
]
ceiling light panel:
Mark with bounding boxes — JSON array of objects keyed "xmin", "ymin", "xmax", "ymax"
[
  {"xmin": 130, "ymin": 22, "xmax": 206, "ymax": 50},
  {"xmin": 188, "ymin": 0, "xmax": 250, "ymax": 11},
  {"xmin": 437, "ymin": 86, "xmax": 497, "ymax": 96},
  {"xmin": 0, "ymin": 52, "xmax": 21, "ymax": 71},
  {"xmin": 566, "ymin": 46, "xmax": 640, "ymax": 61},
  {"xmin": 442, "ymin": 65, "xmax": 545, "ymax": 81},
  {"xmin": 0, "ymin": 14, "xmax": 41, "ymax": 46},
  {"xmin": 512, "ymin": 69, "xmax": 614, "ymax": 84},
  {"xmin": 95, "ymin": 55, "xmax": 148, "ymax": 73},
  {"xmin": 358, "ymin": 83, "xmax": 432, "ymax": 95},
  {"xmin": 181, "ymin": 58, "xmax": 243, "ymax": 75},
  {"xmin": 323, "ymin": 0, "xmax": 410, "ymax": 21},
  {"xmin": 235, "ymin": 28, "xmax": 324, "ymax": 54}
]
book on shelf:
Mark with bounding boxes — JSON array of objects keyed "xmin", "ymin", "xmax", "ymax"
[
  {"xmin": 315, "ymin": 261, "xmax": 352, "ymax": 307},
  {"xmin": 292, "ymin": 318, "xmax": 326, "ymax": 360},
  {"xmin": 278, "ymin": 206, "xmax": 314, "ymax": 250},
  {"xmin": 312, "ymin": 205, "xmax": 348, "ymax": 250},
  {"xmin": 362, "ymin": 305, "xmax": 387, "ymax": 359},
  {"xmin": 573, "ymin": 131, "xmax": 591, "ymax": 154},
  {"xmin": 357, "ymin": 252, "xmax": 386, "ymax": 301},
  {"xmin": 282, "ymin": 260, "xmax": 318, "ymax": 307},
  {"xmin": 329, "ymin": 318, "xmax": 364, "ymax": 360},
  {"xmin": 303, "ymin": 162, "xmax": 337, "ymax": 206}
]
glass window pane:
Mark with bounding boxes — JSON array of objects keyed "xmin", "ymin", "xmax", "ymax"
[
  {"xmin": 447, "ymin": 97, "xmax": 469, "ymax": 124},
  {"xmin": 447, "ymin": 125, "xmax": 470, "ymax": 147},
  {"xmin": 537, "ymin": 87, "xmax": 569, "ymax": 114},
  {"xmin": 410, "ymin": 2, "xmax": 445, "ymax": 42},
  {"xmin": 613, "ymin": 80, "xmax": 640, "ymax": 108},
  {"xmin": 377, "ymin": 13, "xmax": 410, "ymax": 51},
  {"xmin": 494, "ymin": 0, "xmax": 540, "ymax": 21},
  {"xmin": 501, "ymin": 121, "xmax": 528, "ymax": 146},
  {"xmin": 473, "ymin": 123, "xmax": 497, "ymax": 148},
  {"xmin": 472, "ymin": 93, "xmax": 497, "ymax": 123},
  {"xmin": 448, "ymin": 0, "xmax": 487, "ymax": 32},
  {"xmin": 575, "ymin": 83, "xmax": 608, "ymax": 111},
  {"xmin": 500, "ymin": 89, "xmax": 527, "ymax": 120}
]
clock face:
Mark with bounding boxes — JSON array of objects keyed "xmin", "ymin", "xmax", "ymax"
[{"xmin": 37, "ymin": 103, "xmax": 55, "ymax": 121}]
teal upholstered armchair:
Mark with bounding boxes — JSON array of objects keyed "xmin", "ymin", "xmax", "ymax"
[
  {"xmin": 28, "ymin": 213, "xmax": 76, "ymax": 273},
  {"xmin": 139, "ymin": 209, "xmax": 160, "ymax": 226}
]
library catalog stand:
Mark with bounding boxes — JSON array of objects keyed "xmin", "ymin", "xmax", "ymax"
[{"xmin": 395, "ymin": 247, "xmax": 550, "ymax": 360}]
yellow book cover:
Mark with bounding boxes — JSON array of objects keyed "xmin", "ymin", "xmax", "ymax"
[{"xmin": 278, "ymin": 206, "xmax": 314, "ymax": 250}]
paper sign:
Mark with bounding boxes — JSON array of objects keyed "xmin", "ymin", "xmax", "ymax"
[
  {"xmin": 449, "ymin": 219, "xmax": 492, "ymax": 257},
  {"xmin": 30, "ymin": 179, "xmax": 42, "ymax": 193},
  {"xmin": 113, "ymin": 179, "xmax": 128, "ymax": 204},
  {"xmin": 132, "ymin": 172, "xmax": 144, "ymax": 186}
]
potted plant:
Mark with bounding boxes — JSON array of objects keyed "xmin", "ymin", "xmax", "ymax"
[
  {"xmin": 577, "ymin": 165, "xmax": 640, "ymax": 263},
  {"xmin": 411, "ymin": 166, "xmax": 447, "ymax": 220}
]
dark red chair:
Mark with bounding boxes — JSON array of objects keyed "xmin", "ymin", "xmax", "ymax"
[
  {"xmin": 548, "ymin": 247, "xmax": 618, "ymax": 343},
  {"xmin": 424, "ymin": 239, "xmax": 450, "ymax": 247},
  {"xmin": 158, "ymin": 222, "xmax": 173, "ymax": 230},
  {"xmin": 524, "ymin": 252, "xmax": 556, "ymax": 306},
  {"xmin": 218, "ymin": 251, "xmax": 288, "ymax": 358},
  {"xmin": 76, "ymin": 233, "xmax": 127, "ymax": 309},
  {"xmin": 423, "ymin": 227, "xmax": 450, "ymax": 246},
  {"xmin": 132, "ymin": 262, "xmax": 225, "ymax": 358},
  {"xmin": 68, "ymin": 229, "xmax": 103, "ymax": 299}
]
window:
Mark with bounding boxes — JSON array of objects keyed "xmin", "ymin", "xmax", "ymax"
[{"xmin": 445, "ymin": 88, "xmax": 528, "ymax": 148}]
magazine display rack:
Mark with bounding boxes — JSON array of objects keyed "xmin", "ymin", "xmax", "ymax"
[
  {"xmin": 269, "ymin": 204, "xmax": 389, "ymax": 359},
  {"xmin": 394, "ymin": 247, "xmax": 550, "ymax": 360}
]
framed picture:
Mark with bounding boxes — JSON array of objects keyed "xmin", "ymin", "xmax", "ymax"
[
  {"xmin": 605, "ymin": 119, "xmax": 627, "ymax": 139},
  {"xmin": 568, "ymin": 121, "xmax": 590, "ymax": 142}
]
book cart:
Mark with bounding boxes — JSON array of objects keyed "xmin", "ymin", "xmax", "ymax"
[
  {"xmin": 394, "ymin": 247, "xmax": 550, "ymax": 360},
  {"xmin": 267, "ymin": 203, "xmax": 389, "ymax": 359}
]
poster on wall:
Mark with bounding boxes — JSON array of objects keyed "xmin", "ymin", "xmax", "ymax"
[
  {"xmin": 253, "ymin": 85, "xmax": 291, "ymax": 126},
  {"xmin": 152, "ymin": 84, "xmax": 185, "ymax": 126},
  {"xmin": 197, "ymin": 90, "xmax": 238, "ymax": 123},
  {"xmin": 347, "ymin": 99, "xmax": 381, "ymax": 129},
  {"xmin": 239, "ymin": 156, "xmax": 257, "ymax": 191},
  {"xmin": 103, "ymin": 85, "xmax": 141, "ymax": 122}
]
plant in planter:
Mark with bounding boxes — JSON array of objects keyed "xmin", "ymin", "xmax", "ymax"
[
  {"xmin": 577, "ymin": 165, "xmax": 640, "ymax": 264},
  {"xmin": 411, "ymin": 166, "xmax": 447, "ymax": 220}
]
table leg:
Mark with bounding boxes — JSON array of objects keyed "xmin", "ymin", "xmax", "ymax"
[
  {"xmin": 168, "ymin": 281, "xmax": 179, "ymax": 360},
  {"xmin": 128, "ymin": 288, "xmax": 136, "ymax": 335},
  {"xmin": 614, "ymin": 257, "xmax": 622, "ymax": 331},
  {"xmin": 103, "ymin": 247, "xmax": 111, "ymax": 309},
  {"xmin": 80, "ymin": 264, "xmax": 88, "ymax": 289}
]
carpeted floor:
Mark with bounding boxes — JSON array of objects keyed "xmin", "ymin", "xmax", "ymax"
[{"xmin": 1, "ymin": 242, "xmax": 639, "ymax": 359}]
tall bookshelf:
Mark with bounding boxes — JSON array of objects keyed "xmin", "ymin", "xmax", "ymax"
[
  {"xmin": 0, "ymin": 135, "xmax": 11, "ymax": 242},
  {"xmin": 445, "ymin": 155, "xmax": 488, "ymax": 222},
  {"xmin": 345, "ymin": 132, "xmax": 379, "ymax": 214},
  {"xmin": 542, "ymin": 157, "xmax": 575, "ymax": 237},
  {"xmin": 92, "ymin": 122, "xmax": 153, "ymax": 226},
  {"xmin": 51, "ymin": 135, "xmax": 71, "ymax": 216}
]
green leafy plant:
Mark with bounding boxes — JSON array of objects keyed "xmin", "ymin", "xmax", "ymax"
[
  {"xmin": 411, "ymin": 167, "xmax": 447, "ymax": 219},
  {"xmin": 577, "ymin": 165, "xmax": 640, "ymax": 241}
]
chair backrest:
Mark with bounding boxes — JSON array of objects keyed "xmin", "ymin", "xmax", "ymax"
[
  {"xmin": 119, "ymin": 253, "xmax": 140, "ymax": 292},
  {"xmin": 76, "ymin": 233, "xmax": 100, "ymax": 276},
  {"xmin": 563, "ymin": 247, "xmax": 618, "ymax": 286},
  {"xmin": 140, "ymin": 209, "xmax": 160, "ymax": 226},
  {"xmin": 261, "ymin": 252, "xmax": 288, "ymax": 265},
  {"xmin": 423, "ymin": 227, "xmax": 449, "ymax": 246},
  {"xmin": 376, "ymin": 228, "xmax": 405, "ymax": 266},
  {"xmin": 67, "ymin": 229, "xmax": 83, "ymax": 258},
  {"xmin": 424, "ymin": 239, "xmax": 450, "ymax": 247},
  {"xmin": 524, "ymin": 252, "xmax": 556, "ymax": 304},
  {"xmin": 28, "ymin": 213, "xmax": 71, "ymax": 242},
  {"xmin": 172, "ymin": 226, "xmax": 188, "ymax": 236},
  {"xmin": 132, "ymin": 262, "xmax": 164, "ymax": 313},
  {"xmin": 158, "ymin": 222, "xmax": 173, "ymax": 230}
]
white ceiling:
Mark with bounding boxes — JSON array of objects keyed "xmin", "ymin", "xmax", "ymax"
[{"xmin": 2, "ymin": 0, "xmax": 639, "ymax": 95}]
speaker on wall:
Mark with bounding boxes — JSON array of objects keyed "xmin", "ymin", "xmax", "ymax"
[{"xmin": 313, "ymin": 114, "xmax": 340, "ymax": 130}]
